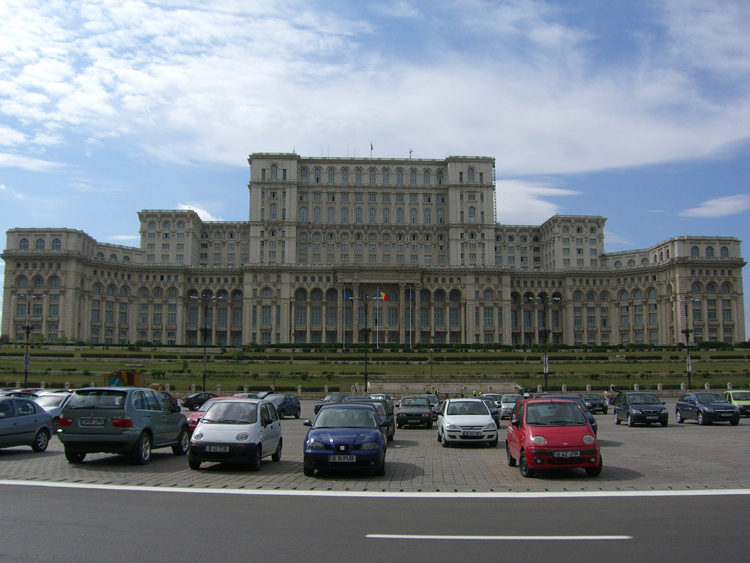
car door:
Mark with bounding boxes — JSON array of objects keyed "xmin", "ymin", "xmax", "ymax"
[
  {"xmin": 156, "ymin": 390, "xmax": 183, "ymax": 444},
  {"xmin": 13, "ymin": 399, "xmax": 42, "ymax": 445},
  {"xmin": 614, "ymin": 395, "xmax": 627, "ymax": 421},
  {"xmin": 506, "ymin": 403, "xmax": 525, "ymax": 459},
  {"xmin": 259, "ymin": 402, "xmax": 280, "ymax": 457},
  {"xmin": 0, "ymin": 399, "xmax": 17, "ymax": 447}
]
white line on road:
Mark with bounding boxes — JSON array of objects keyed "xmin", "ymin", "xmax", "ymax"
[
  {"xmin": 1, "ymin": 479, "xmax": 749, "ymax": 499},
  {"xmin": 367, "ymin": 534, "xmax": 632, "ymax": 541}
]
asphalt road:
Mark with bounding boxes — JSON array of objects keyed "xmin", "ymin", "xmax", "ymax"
[{"xmin": 1, "ymin": 484, "xmax": 747, "ymax": 563}]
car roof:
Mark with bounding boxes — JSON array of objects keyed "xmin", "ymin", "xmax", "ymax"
[
  {"xmin": 523, "ymin": 398, "xmax": 577, "ymax": 404},
  {"xmin": 320, "ymin": 403, "xmax": 376, "ymax": 410}
]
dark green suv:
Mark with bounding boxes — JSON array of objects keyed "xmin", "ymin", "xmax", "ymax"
[{"xmin": 58, "ymin": 387, "xmax": 189, "ymax": 464}]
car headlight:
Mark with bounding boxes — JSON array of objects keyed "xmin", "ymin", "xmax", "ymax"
[
  {"xmin": 360, "ymin": 441, "xmax": 380, "ymax": 450},
  {"xmin": 583, "ymin": 435, "xmax": 595, "ymax": 444},
  {"xmin": 446, "ymin": 423, "xmax": 462, "ymax": 431},
  {"xmin": 192, "ymin": 431, "xmax": 203, "ymax": 441},
  {"xmin": 483, "ymin": 422, "xmax": 497, "ymax": 431},
  {"xmin": 307, "ymin": 440, "xmax": 326, "ymax": 450},
  {"xmin": 531, "ymin": 435, "xmax": 546, "ymax": 445},
  {"xmin": 631, "ymin": 409, "xmax": 642, "ymax": 414},
  {"xmin": 703, "ymin": 407, "xmax": 714, "ymax": 413},
  {"xmin": 236, "ymin": 432, "xmax": 249, "ymax": 441}
]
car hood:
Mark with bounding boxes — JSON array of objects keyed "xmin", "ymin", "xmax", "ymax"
[
  {"xmin": 444, "ymin": 414, "xmax": 494, "ymax": 426},
  {"xmin": 526, "ymin": 425, "xmax": 597, "ymax": 446},
  {"xmin": 698, "ymin": 402, "xmax": 738, "ymax": 409},
  {"xmin": 729, "ymin": 399, "xmax": 750, "ymax": 406},
  {"xmin": 307, "ymin": 428, "xmax": 381, "ymax": 445},
  {"xmin": 193, "ymin": 422, "xmax": 255, "ymax": 442}
]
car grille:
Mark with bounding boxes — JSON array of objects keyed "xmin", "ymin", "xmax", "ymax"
[
  {"xmin": 641, "ymin": 409, "xmax": 662, "ymax": 415},
  {"xmin": 459, "ymin": 426, "xmax": 483, "ymax": 431},
  {"xmin": 333, "ymin": 443, "xmax": 351, "ymax": 454}
]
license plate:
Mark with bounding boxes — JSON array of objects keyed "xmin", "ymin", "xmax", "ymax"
[
  {"xmin": 553, "ymin": 451, "xmax": 580, "ymax": 458},
  {"xmin": 408, "ymin": 419, "xmax": 420, "ymax": 424},
  {"xmin": 720, "ymin": 413, "xmax": 732, "ymax": 417},
  {"xmin": 646, "ymin": 416, "xmax": 658, "ymax": 420},
  {"xmin": 329, "ymin": 455, "xmax": 355, "ymax": 462},
  {"xmin": 79, "ymin": 419, "xmax": 105, "ymax": 427},
  {"xmin": 206, "ymin": 445, "xmax": 229, "ymax": 453},
  {"xmin": 463, "ymin": 431, "xmax": 482, "ymax": 437}
]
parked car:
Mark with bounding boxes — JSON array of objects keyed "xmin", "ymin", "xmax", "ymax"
[
  {"xmin": 580, "ymin": 392, "xmax": 608, "ymax": 414},
  {"xmin": 479, "ymin": 397, "xmax": 501, "ymax": 427},
  {"xmin": 436, "ymin": 398, "xmax": 498, "ymax": 448},
  {"xmin": 343, "ymin": 397, "xmax": 395, "ymax": 441},
  {"xmin": 499, "ymin": 394, "xmax": 523, "ymax": 419},
  {"xmin": 160, "ymin": 391, "xmax": 180, "ymax": 411},
  {"xmin": 368, "ymin": 393, "xmax": 394, "ymax": 414},
  {"xmin": 518, "ymin": 387, "xmax": 537, "ymax": 399},
  {"xmin": 544, "ymin": 395, "xmax": 598, "ymax": 436},
  {"xmin": 303, "ymin": 404, "xmax": 388, "ymax": 477},
  {"xmin": 314, "ymin": 393, "xmax": 349, "ymax": 414},
  {"xmin": 417, "ymin": 394, "xmax": 440, "ymax": 420},
  {"xmin": 396, "ymin": 396, "xmax": 433, "ymax": 428},
  {"xmin": 613, "ymin": 392, "xmax": 668, "ymax": 427},
  {"xmin": 506, "ymin": 398, "xmax": 602, "ymax": 478},
  {"xmin": 181, "ymin": 392, "xmax": 218, "ymax": 411},
  {"xmin": 233, "ymin": 393, "xmax": 259, "ymax": 399},
  {"xmin": 188, "ymin": 399, "xmax": 282, "ymax": 471},
  {"xmin": 33, "ymin": 393, "xmax": 72, "ymax": 431},
  {"xmin": 0, "ymin": 397, "xmax": 53, "ymax": 453},
  {"xmin": 58, "ymin": 387, "xmax": 189, "ymax": 464},
  {"xmin": 0, "ymin": 391, "xmax": 40, "ymax": 400},
  {"xmin": 724, "ymin": 390, "xmax": 750, "ymax": 417},
  {"xmin": 186, "ymin": 397, "xmax": 236, "ymax": 433},
  {"xmin": 264, "ymin": 394, "xmax": 301, "ymax": 419},
  {"xmin": 675, "ymin": 392, "xmax": 741, "ymax": 425},
  {"xmin": 480, "ymin": 393, "xmax": 503, "ymax": 407}
]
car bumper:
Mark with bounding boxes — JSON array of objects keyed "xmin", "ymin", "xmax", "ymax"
[
  {"xmin": 397, "ymin": 415, "xmax": 432, "ymax": 426},
  {"xmin": 304, "ymin": 449, "xmax": 384, "ymax": 470},
  {"xmin": 444, "ymin": 430, "xmax": 497, "ymax": 443},
  {"xmin": 57, "ymin": 430, "xmax": 140, "ymax": 453},
  {"xmin": 629, "ymin": 412, "xmax": 668, "ymax": 424},
  {"xmin": 701, "ymin": 411, "xmax": 741, "ymax": 423},
  {"xmin": 526, "ymin": 448, "xmax": 600, "ymax": 469},
  {"xmin": 189, "ymin": 442, "xmax": 259, "ymax": 464}
]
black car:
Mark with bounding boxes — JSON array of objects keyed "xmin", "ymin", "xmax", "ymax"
[
  {"xmin": 343, "ymin": 397, "xmax": 395, "ymax": 441},
  {"xmin": 264, "ymin": 394, "xmax": 301, "ymax": 419},
  {"xmin": 417, "ymin": 394, "xmax": 440, "ymax": 420},
  {"xmin": 479, "ymin": 397, "xmax": 501, "ymax": 427},
  {"xmin": 181, "ymin": 392, "xmax": 218, "ymax": 411},
  {"xmin": 396, "ymin": 396, "xmax": 433, "ymax": 428},
  {"xmin": 613, "ymin": 392, "xmax": 668, "ymax": 427},
  {"xmin": 580, "ymin": 392, "xmax": 608, "ymax": 414},
  {"xmin": 675, "ymin": 392, "xmax": 740, "ymax": 426},
  {"xmin": 544, "ymin": 395, "xmax": 598, "ymax": 436},
  {"xmin": 314, "ymin": 393, "xmax": 349, "ymax": 414}
]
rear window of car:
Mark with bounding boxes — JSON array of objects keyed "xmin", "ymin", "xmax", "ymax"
[
  {"xmin": 401, "ymin": 398, "xmax": 430, "ymax": 408},
  {"xmin": 66, "ymin": 390, "xmax": 126, "ymax": 410}
]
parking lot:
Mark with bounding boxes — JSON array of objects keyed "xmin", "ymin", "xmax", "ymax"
[{"xmin": 1, "ymin": 399, "xmax": 749, "ymax": 493}]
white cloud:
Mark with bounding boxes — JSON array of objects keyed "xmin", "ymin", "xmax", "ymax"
[
  {"xmin": 678, "ymin": 194, "xmax": 750, "ymax": 218},
  {"xmin": 31, "ymin": 133, "xmax": 63, "ymax": 146},
  {"xmin": 0, "ymin": 183, "xmax": 23, "ymax": 200},
  {"xmin": 495, "ymin": 179, "xmax": 580, "ymax": 225},
  {"xmin": 0, "ymin": 152, "xmax": 61, "ymax": 171},
  {"xmin": 370, "ymin": 1, "xmax": 420, "ymax": 19},
  {"xmin": 177, "ymin": 203, "xmax": 223, "ymax": 222},
  {"xmin": 0, "ymin": 125, "xmax": 26, "ymax": 146},
  {"xmin": 107, "ymin": 235, "xmax": 139, "ymax": 241},
  {"xmin": 603, "ymin": 231, "xmax": 635, "ymax": 247}
]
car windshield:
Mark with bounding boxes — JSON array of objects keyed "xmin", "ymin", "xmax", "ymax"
[
  {"xmin": 628, "ymin": 394, "xmax": 661, "ymax": 405},
  {"xmin": 265, "ymin": 394, "xmax": 286, "ymax": 403},
  {"xmin": 420, "ymin": 396, "xmax": 438, "ymax": 406},
  {"xmin": 446, "ymin": 401, "xmax": 489, "ymax": 416},
  {"xmin": 501, "ymin": 395, "xmax": 522, "ymax": 404},
  {"xmin": 322, "ymin": 394, "xmax": 343, "ymax": 402},
  {"xmin": 696, "ymin": 393, "xmax": 728, "ymax": 404},
  {"xmin": 202, "ymin": 401, "xmax": 258, "ymax": 424},
  {"xmin": 369, "ymin": 394, "xmax": 387, "ymax": 400},
  {"xmin": 349, "ymin": 401, "xmax": 386, "ymax": 416},
  {"xmin": 314, "ymin": 407, "xmax": 377, "ymax": 429},
  {"xmin": 401, "ymin": 398, "xmax": 430, "ymax": 408},
  {"xmin": 526, "ymin": 403, "xmax": 588, "ymax": 426},
  {"xmin": 198, "ymin": 399, "xmax": 221, "ymax": 413},
  {"xmin": 35, "ymin": 395, "xmax": 66, "ymax": 407},
  {"xmin": 582, "ymin": 394, "xmax": 602, "ymax": 401},
  {"xmin": 548, "ymin": 396, "xmax": 587, "ymax": 410},
  {"xmin": 66, "ymin": 390, "xmax": 126, "ymax": 410},
  {"xmin": 732, "ymin": 392, "xmax": 750, "ymax": 400}
]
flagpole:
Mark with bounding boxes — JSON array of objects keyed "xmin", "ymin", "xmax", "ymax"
[
  {"xmin": 410, "ymin": 285, "xmax": 414, "ymax": 350},
  {"xmin": 376, "ymin": 286, "xmax": 380, "ymax": 348}
]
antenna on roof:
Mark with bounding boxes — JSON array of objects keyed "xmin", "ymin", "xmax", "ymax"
[{"xmin": 409, "ymin": 149, "xmax": 412, "ymax": 159}]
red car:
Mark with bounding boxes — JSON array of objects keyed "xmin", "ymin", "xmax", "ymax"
[
  {"xmin": 505, "ymin": 398, "xmax": 602, "ymax": 478},
  {"xmin": 186, "ymin": 397, "xmax": 236, "ymax": 434}
]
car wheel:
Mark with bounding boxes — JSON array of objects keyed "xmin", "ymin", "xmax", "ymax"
[
  {"xmin": 426, "ymin": 422, "xmax": 433, "ymax": 429},
  {"xmin": 397, "ymin": 423, "xmax": 402, "ymax": 429},
  {"xmin": 172, "ymin": 428, "xmax": 189, "ymax": 455},
  {"xmin": 602, "ymin": 408, "xmax": 608, "ymax": 415},
  {"xmin": 506, "ymin": 443, "xmax": 516, "ymax": 466},
  {"xmin": 303, "ymin": 466, "xmax": 315, "ymax": 477},
  {"xmin": 676, "ymin": 409, "xmax": 684, "ymax": 423},
  {"xmin": 614, "ymin": 413, "xmax": 621, "ymax": 425},
  {"xmin": 488, "ymin": 436, "xmax": 498, "ymax": 448},
  {"xmin": 249, "ymin": 445, "xmax": 261, "ymax": 471},
  {"xmin": 51, "ymin": 417, "xmax": 60, "ymax": 432},
  {"xmin": 436, "ymin": 429, "xmax": 442, "ymax": 442},
  {"xmin": 132, "ymin": 433, "xmax": 152, "ymax": 465},
  {"xmin": 295, "ymin": 408, "xmax": 301, "ymax": 419},
  {"xmin": 519, "ymin": 451, "xmax": 535, "ymax": 478},
  {"xmin": 661, "ymin": 419, "xmax": 668, "ymax": 427},
  {"xmin": 374, "ymin": 461, "xmax": 386, "ymax": 477},
  {"xmin": 627, "ymin": 414, "xmax": 634, "ymax": 427},
  {"xmin": 272, "ymin": 439, "xmax": 282, "ymax": 462},
  {"xmin": 730, "ymin": 418, "xmax": 740, "ymax": 426},
  {"xmin": 188, "ymin": 459, "xmax": 201, "ymax": 470},
  {"xmin": 586, "ymin": 458, "xmax": 603, "ymax": 477},
  {"xmin": 441, "ymin": 430, "xmax": 450, "ymax": 448},
  {"xmin": 278, "ymin": 409, "xmax": 285, "ymax": 419},
  {"xmin": 699, "ymin": 412, "xmax": 710, "ymax": 425},
  {"xmin": 388, "ymin": 429, "xmax": 394, "ymax": 442},
  {"xmin": 32, "ymin": 428, "xmax": 50, "ymax": 452},
  {"xmin": 64, "ymin": 448, "xmax": 85, "ymax": 464}
]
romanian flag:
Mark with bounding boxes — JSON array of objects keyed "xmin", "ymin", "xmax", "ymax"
[
  {"xmin": 379, "ymin": 291, "xmax": 388, "ymax": 301},
  {"xmin": 370, "ymin": 142, "xmax": 373, "ymax": 151}
]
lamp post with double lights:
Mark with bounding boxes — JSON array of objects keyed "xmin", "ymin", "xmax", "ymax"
[
  {"xmin": 681, "ymin": 297, "xmax": 701, "ymax": 390},
  {"xmin": 537, "ymin": 295, "xmax": 561, "ymax": 392},
  {"xmin": 189, "ymin": 292, "xmax": 227, "ymax": 393},
  {"xmin": 430, "ymin": 347, "xmax": 434, "ymax": 384},
  {"xmin": 15, "ymin": 293, "xmax": 44, "ymax": 387},
  {"xmin": 356, "ymin": 294, "xmax": 371, "ymax": 393}
]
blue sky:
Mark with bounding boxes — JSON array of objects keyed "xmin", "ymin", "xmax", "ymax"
[{"xmin": 2, "ymin": 0, "xmax": 750, "ymax": 334}]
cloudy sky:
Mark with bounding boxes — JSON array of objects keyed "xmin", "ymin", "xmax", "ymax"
[{"xmin": 2, "ymin": 0, "xmax": 750, "ymax": 333}]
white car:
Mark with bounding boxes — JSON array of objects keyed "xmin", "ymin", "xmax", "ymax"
[
  {"xmin": 436, "ymin": 398, "xmax": 498, "ymax": 448},
  {"xmin": 499, "ymin": 394, "xmax": 523, "ymax": 419},
  {"xmin": 33, "ymin": 393, "xmax": 72, "ymax": 430},
  {"xmin": 188, "ymin": 399, "xmax": 282, "ymax": 471}
]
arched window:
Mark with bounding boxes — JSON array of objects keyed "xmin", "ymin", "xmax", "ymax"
[
  {"xmin": 600, "ymin": 292, "xmax": 609, "ymax": 301},
  {"xmin": 327, "ymin": 208, "xmax": 335, "ymax": 223},
  {"xmin": 168, "ymin": 288, "xmax": 177, "ymax": 298},
  {"xmin": 355, "ymin": 169, "xmax": 363, "ymax": 184},
  {"xmin": 341, "ymin": 169, "xmax": 349, "ymax": 183},
  {"xmin": 706, "ymin": 246, "xmax": 714, "ymax": 257},
  {"xmin": 691, "ymin": 282, "xmax": 701, "ymax": 293},
  {"xmin": 641, "ymin": 258, "xmax": 649, "ymax": 265},
  {"xmin": 153, "ymin": 288, "xmax": 163, "ymax": 298},
  {"xmin": 721, "ymin": 283, "xmax": 731, "ymax": 293},
  {"xmin": 355, "ymin": 208, "xmax": 363, "ymax": 223},
  {"xmin": 484, "ymin": 290, "xmax": 494, "ymax": 300},
  {"xmin": 437, "ymin": 209, "xmax": 445, "ymax": 224},
  {"xmin": 271, "ymin": 164, "xmax": 278, "ymax": 180},
  {"xmin": 561, "ymin": 227, "xmax": 569, "ymax": 234},
  {"xmin": 620, "ymin": 291, "xmax": 629, "ymax": 300},
  {"xmin": 109, "ymin": 254, "xmax": 117, "ymax": 261},
  {"xmin": 19, "ymin": 238, "xmax": 29, "ymax": 250},
  {"xmin": 449, "ymin": 290, "xmax": 460, "ymax": 302},
  {"xmin": 50, "ymin": 277, "xmax": 61, "ymax": 288},
  {"xmin": 295, "ymin": 289, "xmax": 307, "ymax": 301},
  {"xmin": 300, "ymin": 168, "xmax": 308, "ymax": 182},
  {"xmin": 262, "ymin": 288, "xmax": 272, "ymax": 298},
  {"xmin": 468, "ymin": 207, "xmax": 476, "ymax": 222},
  {"xmin": 647, "ymin": 289, "xmax": 657, "ymax": 298},
  {"xmin": 36, "ymin": 238, "xmax": 45, "ymax": 250},
  {"xmin": 706, "ymin": 283, "xmax": 716, "ymax": 293},
  {"xmin": 423, "ymin": 209, "xmax": 431, "ymax": 224},
  {"xmin": 52, "ymin": 238, "xmax": 61, "ymax": 250},
  {"xmin": 232, "ymin": 291, "xmax": 243, "ymax": 301},
  {"xmin": 410, "ymin": 170, "xmax": 417, "ymax": 184},
  {"xmin": 587, "ymin": 292, "xmax": 596, "ymax": 301},
  {"xmin": 383, "ymin": 170, "xmax": 390, "ymax": 184},
  {"xmin": 341, "ymin": 208, "xmax": 349, "ymax": 223},
  {"xmin": 720, "ymin": 246, "xmax": 729, "ymax": 258},
  {"xmin": 328, "ymin": 168, "xmax": 335, "ymax": 184},
  {"xmin": 434, "ymin": 290, "xmax": 445, "ymax": 301},
  {"xmin": 468, "ymin": 168, "xmax": 474, "ymax": 182},
  {"xmin": 382, "ymin": 208, "xmax": 390, "ymax": 224},
  {"xmin": 326, "ymin": 289, "xmax": 337, "ymax": 301},
  {"xmin": 423, "ymin": 170, "xmax": 430, "ymax": 185},
  {"xmin": 106, "ymin": 285, "xmax": 115, "ymax": 295},
  {"xmin": 410, "ymin": 209, "xmax": 418, "ymax": 224},
  {"xmin": 92, "ymin": 283, "xmax": 101, "ymax": 294},
  {"xmin": 396, "ymin": 170, "xmax": 404, "ymax": 184},
  {"xmin": 120, "ymin": 287, "xmax": 129, "ymax": 297},
  {"xmin": 369, "ymin": 169, "xmax": 376, "ymax": 184},
  {"xmin": 313, "ymin": 207, "xmax": 321, "ymax": 222},
  {"xmin": 614, "ymin": 261, "xmax": 622, "ymax": 269},
  {"xmin": 589, "ymin": 227, "xmax": 597, "ymax": 234},
  {"xmin": 369, "ymin": 208, "xmax": 376, "ymax": 223},
  {"xmin": 314, "ymin": 168, "xmax": 321, "ymax": 183},
  {"xmin": 311, "ymin": 289, "xmax": 323, "ymax": 301},
  {"xmin": 396, "ymin": 209, "xmax": 404, "ymax": 224},
  {"xmin": 573, "ymin": 291, "xmax": 583, "ymax": 301},
  {"xmin": 420, "ymin": 290, "xmax": 430, "ymax": 302},
  {"xmin": 300, "ymin": 207, "xmax": 308, "ymax": 222},
  {"xmin": 270, "ymin": 203, "xmax": 277, "ymax": 220},
  {"xmin": 437, "ymin": 170, "xmax": 444, "ymax": 185},
  {"xmin": 162, "ymin": 221, "xmax": 171, "ymax": 229},
  {"xmin": 17, "ymin": 276, "xmax": 28, "ymax": 288},
  {"xmin": 627, "ymin": 259, "xmax": 636, "ymax": 267},
  {"xmin": 633, "ymin": 289, "xmax": 643, "ymax": 299},
  {"xmin": 691, "ymin": 246, "xmax": 699, "ymax": 257},
  {"xmin": 139, "ymin": 288, "xmax": 149, "ymax": 298},
  {"xmin": 177, "ymin": 221, "xmax": 186, "ymax": 229}
]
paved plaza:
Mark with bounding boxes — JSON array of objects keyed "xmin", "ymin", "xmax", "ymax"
[{"xmin": 1, "ymin": 399, "xmax": 749, "ymax": 493}]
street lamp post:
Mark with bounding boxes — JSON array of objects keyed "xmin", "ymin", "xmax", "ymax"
[
  {"xmin": 537, "ymin": 295, "xmax": 560, "ymax": 392},
  {"xmin": 190, "ymin": 292, "xmax": 226, "ymax": 393},
  {"xmin": 16, "ymin": 293, "xmax": 43, "ymax": 387},
  {"xmin": 430, "ymin": 348, "xmax": 434, "ymax": 384},
  {"xmin": 356, "ymin": 295, "xmax": 371, "ymax": 393},
  {"xmin": 682, "ymin": 298, "xmax": 700, "ymax": 390}
]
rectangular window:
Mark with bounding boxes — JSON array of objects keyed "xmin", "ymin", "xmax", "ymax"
[{"xmin": 420, "ymin": 307, "xmax": 429, "ymax": 327}]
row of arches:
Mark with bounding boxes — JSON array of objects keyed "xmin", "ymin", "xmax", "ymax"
[
  {"xmin": 298, "ymin": 166, "xmax": 450, "ymax": 186},
  {"xmin": 16, "ymin": 275, "xmax": 61, "ymax": 289},
  {"xmin": 297, "ymin": 206, "xmax": 455, "ymax": 225},
  {"xmin": 19, "ymin": 238, "xmax": 62, "ymax": 251}
]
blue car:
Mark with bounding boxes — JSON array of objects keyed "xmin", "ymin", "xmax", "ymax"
[{"xmin": 303, "ymin": 404, "xmax": 388, "ymax": 477}]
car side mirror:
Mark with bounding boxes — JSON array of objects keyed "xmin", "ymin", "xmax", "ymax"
[
  {"xmin": 490, "ymin": 410, "xmax": 499, "ymax": 417},
  {"xmin": 662, "ymin": 402, "xmax": 666, "ymax": 405},
  {"xmin": 511, "ymin": 418, "xmax": 521, "ymax": 428},
  {"xmin": 0, "ymin": 413, "xmax": 5, "ymax": 419},
  {"xmin": 263, "ymin": 417, "xmax": 273, "ymax": 426},
  {"xmin": 303, "ymin": 420, "xmax": 312, "ymax": 426},
  {"xmin": 380, "ymin": 420, "xmax": 390, "ymax": 427},
  {"xmin": 172, "ymin": 404, "xmax": 181, "ymax": 413}
]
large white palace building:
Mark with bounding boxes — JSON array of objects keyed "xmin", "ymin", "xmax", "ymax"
[{"xmin": 2, "ymin": 153, "xmax": 746, "ymax": 347}]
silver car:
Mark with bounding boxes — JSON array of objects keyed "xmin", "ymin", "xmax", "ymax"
[
  {"xmin": 0, "ymin": 397, "xmax": 53, "ymax": 453},
  {"xmin": 499, "ymin": 394, "xmax": 523, "ymax": 419}
]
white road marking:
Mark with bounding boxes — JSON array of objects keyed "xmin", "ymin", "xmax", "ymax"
[
  {"xmin": 1, "ymin": 479, "xmax": 750, "ymax": 499},
  {"xmin": 367, "ymin": 534, "xmax": 632, "ymax": 541}
]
